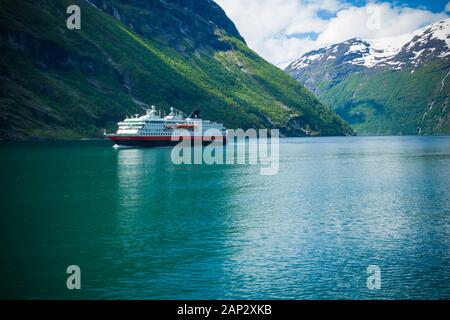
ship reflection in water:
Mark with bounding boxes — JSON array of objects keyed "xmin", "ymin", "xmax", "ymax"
[{"xmin": 0, "ymin": 136, "xmax": 450, "ymax": 299}]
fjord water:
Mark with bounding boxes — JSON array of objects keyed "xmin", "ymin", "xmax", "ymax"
[{"xmin": 1, "ymin": 136, "xmax": 450, "ymax": 299}]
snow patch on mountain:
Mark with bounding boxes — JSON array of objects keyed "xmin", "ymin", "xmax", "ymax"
[{"xmin": 288, "ymin": 18, "xmax": 450, "ymax": 71}]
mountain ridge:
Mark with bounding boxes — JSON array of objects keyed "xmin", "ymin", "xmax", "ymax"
[
  {"xmin": 285, "ymin": 18, "xmax": 450, "ymax": 135},
  {"xmin": 0, "ymin": 0, "xmax": 353, "ymax": 139}
]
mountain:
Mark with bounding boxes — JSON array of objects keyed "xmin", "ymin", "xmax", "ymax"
[
  {"xmin": 0, "ymin": 0, "xmax": 353, "ymax": 139},
  {"xmin": 286, "ymin": 19, "xmax": 450, "ymax": 135}
]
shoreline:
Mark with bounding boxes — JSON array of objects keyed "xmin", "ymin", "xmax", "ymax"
[{"xmin": 1, "ymin": 134, "xmax": 450, "ymax": 143}]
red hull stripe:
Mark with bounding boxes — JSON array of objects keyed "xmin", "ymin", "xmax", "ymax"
[{"xmin": 108, "ymin": 136, "xmax": 224, "ymax": 141}]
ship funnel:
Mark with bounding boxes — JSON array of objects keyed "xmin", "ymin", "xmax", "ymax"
[{"xmin": 188, "ymin": 110, "xmax": 201, "ymax": 119}]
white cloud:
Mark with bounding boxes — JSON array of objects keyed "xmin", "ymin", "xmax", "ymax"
[
  {"xmin": 215, "ymin": 0, "xmax": 449, "ymax": 68},
  {"xmin": 317, "ymin": 3, "xmax": 447, "ymax": 45}
]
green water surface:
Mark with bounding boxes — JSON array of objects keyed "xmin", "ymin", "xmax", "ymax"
[{"xmin": 1, "ymin": 136, "xmax": 450, "ymax": 299}]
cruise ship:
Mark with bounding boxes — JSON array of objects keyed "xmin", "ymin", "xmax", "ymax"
[{"xmin": 105, "ymin": 106, "xmax": 227, "ymax": 147}]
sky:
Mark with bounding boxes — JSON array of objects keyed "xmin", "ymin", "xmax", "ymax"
[{"xmin": 214, "ymin": 0, "xmax": 450, "ymax": 67}]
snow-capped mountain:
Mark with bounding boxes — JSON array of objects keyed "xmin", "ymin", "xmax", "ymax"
[
  {"xmin": 285, "ymin": 18, "xmax": 450, "ymax": 135},
  {"xmin": 287, "ymin": 18, "xmax": 449, "ymax": 73}
]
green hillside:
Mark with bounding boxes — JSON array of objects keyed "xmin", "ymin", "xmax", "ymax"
[
  {"xmin": 0, "ymin": 0, "xmax": 353, "ymax": 139},
  {"xmin": 318, "ymin": 61, "xmax": 450, "ymax": 135},
  {"xmin": 286, "ymin": 20, "xmax": 450, "ymax": 136}
]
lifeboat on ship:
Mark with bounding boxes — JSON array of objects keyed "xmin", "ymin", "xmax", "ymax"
[{"xmin": 176, "ymin": 123, "xmax": 197, "ymax": 129}]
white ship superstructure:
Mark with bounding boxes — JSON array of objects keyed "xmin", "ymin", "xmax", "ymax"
[{"xmin": 106, "ymin": 106, "xmax": 227, "ymax": 147}]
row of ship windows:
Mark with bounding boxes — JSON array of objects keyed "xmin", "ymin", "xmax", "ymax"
[
  {"xmin": 122, "ymin": 125, "xmax": 221, "ymax": 128},
  {"xmin": 120, "ymin": 128, "xmax": 165, "ymax": 131},
  {"xmin": 121, "ymin": 127, "xmax": 223, "ymax": 131},
  {"xmin": 140, "ymin": 133, "xmax": 168, "ymax": 136},
  {"xmin": 122, "ymin": 129, "xmax": 223, "ymax": 132},
  {"xmin": 137, "ymin": 133, "xmax": 211, "ymax": 136},
  {"xmin": 142, "ymin": 123, "xmax": 218, "ymax": 126}
]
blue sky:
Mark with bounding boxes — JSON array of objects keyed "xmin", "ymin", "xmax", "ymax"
[
  {"xmin": 355, "ymin": 0, "xmax": 448, "ymax": 12},
  {"xmin": 215, "ymin": 0, "xmax": 449, "ymax": 66},
  {"xmin": 315, "ymin": 1, "xmax": 449, "ymax": 17}
]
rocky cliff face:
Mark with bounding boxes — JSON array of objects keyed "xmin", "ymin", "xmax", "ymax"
[
  {"xmin": 90, "ymin": 0, "xmax": 245, "ymax": 52},
  {"xmin": 0, "ymin": 0, "xmax": 352, "ymax": 139},
  {"xmin": 286, "ymin": 19, "xmax": 450, "ymax": 135}
]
